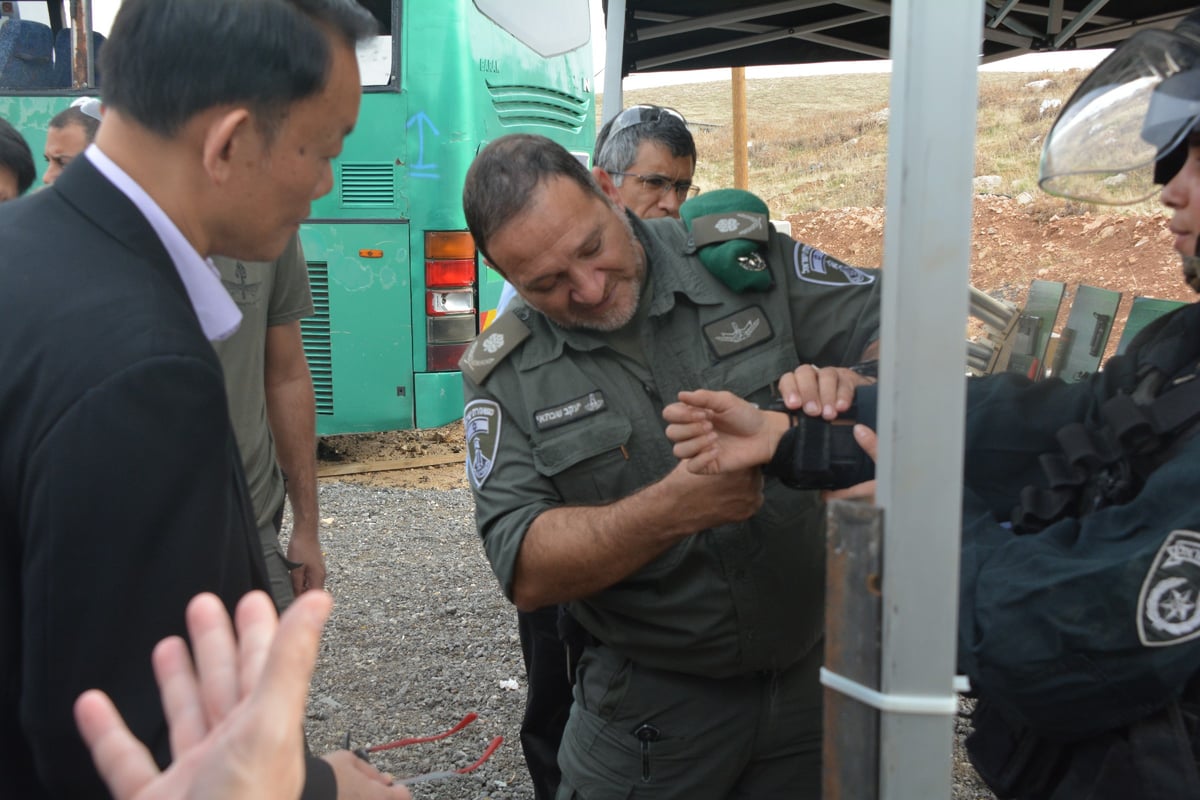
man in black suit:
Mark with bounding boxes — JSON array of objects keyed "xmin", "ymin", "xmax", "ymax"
[{"xmin": 0, "ymin": 2, "xmax": 408, "ymax": 798}]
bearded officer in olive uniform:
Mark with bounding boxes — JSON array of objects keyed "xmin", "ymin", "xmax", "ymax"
[{"xmin": 459, "ymin": 133, "xmax": 880, "ymax": 799}]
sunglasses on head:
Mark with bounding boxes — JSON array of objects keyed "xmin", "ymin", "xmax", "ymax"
[{"xmin": 605, "ymin": 105, "xmax": 689, "ymax": 141}]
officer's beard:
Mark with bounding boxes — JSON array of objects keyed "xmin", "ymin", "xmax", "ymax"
[{"xmin": 1183, "ymin": 240, "xmax": 1200, "ymax": 294}]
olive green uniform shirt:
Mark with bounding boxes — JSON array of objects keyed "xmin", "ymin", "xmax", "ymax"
[{"xmin": 462, "ymin": 214, "xmax": 880, "ymax": 678}]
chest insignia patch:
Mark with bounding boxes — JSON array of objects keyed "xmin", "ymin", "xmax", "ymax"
[
  {"xmin": 793, "ymin": 242, "xmax": 876, "ymax": 287},
  {"xmin": 533, "ymin": 391, "xmax": 606, "ymax": 431},
  {"xmin": 221, "ymin": 262, "xmax": 262, "ymax": 306},
  {"xmin": 702, "ymin": 305, "xmax": 773, "ymax": 358},
  {"xmin": 465, "ymin": 399, "xmax": 502, "ymax": 490},
  {"xmin": 1137, "ymin": 529, "xmax": 1200, "ymax": 647}
]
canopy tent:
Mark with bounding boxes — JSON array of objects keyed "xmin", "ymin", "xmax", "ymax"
[
  {"xmin": 604, "ymin": 0, "xmax": 1197, "ymax": 75},
  {"xmin": 597, "ymin": 2, "xmax": 1200, "ymax": 799}
]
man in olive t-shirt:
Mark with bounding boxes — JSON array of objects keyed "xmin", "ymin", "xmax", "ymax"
[{"xmin": 212, "ymin": 234, "xmax": 324, "ymax": 610}]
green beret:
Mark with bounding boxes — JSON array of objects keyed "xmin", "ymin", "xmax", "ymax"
[{"xmin": 679, "ymin": 188, "xmax": 773, "ymax": 292}]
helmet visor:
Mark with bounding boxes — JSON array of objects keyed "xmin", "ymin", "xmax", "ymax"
[{"xmin": 1039, "ymin": 28, "xmax": 1200, "ymax": 204}]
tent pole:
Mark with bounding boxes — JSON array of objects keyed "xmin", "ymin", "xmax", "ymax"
[
  {"xmin": 732, "ymin": 66, "xmax": 748, "ymax": 189},
  {"xmin": 602, "ymin": 0, "xmax": 627, "ymax": 124},
  {"xmin": 874, "ymin": 0, "xmax": 982, "ymax": 797}
]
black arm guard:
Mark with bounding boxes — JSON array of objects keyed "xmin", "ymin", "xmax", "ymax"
[{"xmin": 762, "ymin": 409, "xmax": 875, "ymax": 490}]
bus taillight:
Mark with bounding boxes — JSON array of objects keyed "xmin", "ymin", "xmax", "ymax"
[
  {"xmin": 424, "ymin": 231, "xmax": 477, "ymax": 372},
  {"xmin": 427, "ymin": 289, "xmax": 475, "ymax": 316},
  {"xmin": 426, "ymin": 258, "xmax": 476, "ymax": 289},
  {"xmin": 426, "ymin": 231, "xmax": 476, "ymax": 260}
]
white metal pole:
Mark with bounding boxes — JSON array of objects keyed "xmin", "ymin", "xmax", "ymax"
[
  {"xmin": 602, "ymin": 0, "xmax": 626, "ymax": 124},
  {"xmin": 876, "ymin": 0, "xmax": 982, "ymax": 797}
]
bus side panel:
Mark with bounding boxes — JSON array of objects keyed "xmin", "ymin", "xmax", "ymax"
[
  {"xmin": 414, "ymin": 370, "xmax": 466, "ymax": 429},
  {"xmin": 402, "ymin": 0, "xmax": 595, "ymax": 400},
  {"xmin": 300, "ymin": 220, "xmax": 415, "ymax": 436},
  {"xmin": 461, "ymin": 0, "xmax": 595, "ymax": 334},
  {"xmin": 400, "ymin": 0, "xmax": 477, "ymax": 391},
  {"xmin": 304, "ymin": 87, "xmax": 418, "ymax": 435}
]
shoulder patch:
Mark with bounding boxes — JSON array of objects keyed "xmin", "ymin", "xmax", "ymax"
[
  {"xmin": 689, "ymin": 211, "xmax": 770, "ymax": 248},
  {"xmin": 459, "ymin": 312, "xmax": 530, "ymax": 384},
  {"xmin": 1138, "ymin": 530, "xmax": 1200, "ymax": 647},
  {"xmin": 464, "ymin": 399, "xmax": 502, "ymax": 490},
  {"xmin": 793, "ymin": 242, "xmax": 876, "ymax": 287}
]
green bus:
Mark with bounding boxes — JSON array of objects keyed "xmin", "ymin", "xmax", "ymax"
[{"xmin": 0, "ymin": 0, "xmax": 595, "ymax": 434}]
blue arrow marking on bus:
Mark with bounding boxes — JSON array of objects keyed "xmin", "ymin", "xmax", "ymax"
[{"xmin": 407, "ymin": 111, "xmax": 440, "ymax": 177}]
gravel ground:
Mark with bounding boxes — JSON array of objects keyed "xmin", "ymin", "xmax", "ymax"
[
  {"xmin": 303, "ymin": 481, "xmax": 998, "ymax": 799},
  {"xmin": 304, "ymin": 483, "xmax": 531, "ymax": 799}
]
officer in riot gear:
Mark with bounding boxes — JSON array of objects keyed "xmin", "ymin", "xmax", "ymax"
[{"xmin": 663, "ymin": 12, "xmax": 1200, "ymax": 799}]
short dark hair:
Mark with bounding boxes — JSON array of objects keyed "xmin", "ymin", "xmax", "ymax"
[
  {"xmin": 49, "ymin": 106, "xmax": 100, "ymax": 143},
  {"xmin": 594, "ymin": 104, "xmax": 697, "ymax": 176},
  {"xmin": 99, "ymin": 0, "xmax": 376, "ymax": 139},
  {"xmin": 463, "ymin": 134, "xmax": 610, "ymax": 266},
  {"xmin": 0, "ymin": 118, "xmax": 35, "ymax": 196}
]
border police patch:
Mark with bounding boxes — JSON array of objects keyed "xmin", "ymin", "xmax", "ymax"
[
  {"xmin": 465, "ymin": 399, "xmax": 502, "ymax": 490},
  {"xmin": 793, "ymin": 242, "xmax": 876, "ymax": 286},
  {"xmin": 533, "ymin": 391, "xmax": 606, "ymax": 431},
  {"xmin": 1137, "ymin": 530, "xmax": 1200, "ymax": 647}
]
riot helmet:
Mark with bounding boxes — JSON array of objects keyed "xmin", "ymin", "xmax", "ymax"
[{"xmin": 1040, "ymin": 11, "xmax": 1200, "ymax": 204}]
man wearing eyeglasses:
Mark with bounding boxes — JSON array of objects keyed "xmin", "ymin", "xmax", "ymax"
[
  {"xmin": 595, "ymin": 104, "xmax": 699, "ymax": 219},
  {"xmin": 461, "ymin": 133, "xmax": 880, "ymax": 799}
]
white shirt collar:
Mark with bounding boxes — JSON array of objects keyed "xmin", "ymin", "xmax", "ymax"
[{"xmin": 83, "ymin": 144, "xmax": 242, "ymax": 341}]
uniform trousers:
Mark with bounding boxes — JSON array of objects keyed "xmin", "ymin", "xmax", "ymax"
[
  {"xmin": 518, "ymin": 605, "xmax": 574, "ymax": 800},
  {"xmin": 557, "ymin": 637, "xmax": 823, "ymax": 799}
]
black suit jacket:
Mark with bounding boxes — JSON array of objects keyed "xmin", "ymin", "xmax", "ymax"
[{"xmin": 0, "ymin": 157, "xmax": 332, "ymax": 797}]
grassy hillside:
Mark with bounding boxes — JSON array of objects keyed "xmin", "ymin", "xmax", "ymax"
[{"xmin": 602, "ymin": 69, "xmax": 1151, "ymax": 220}]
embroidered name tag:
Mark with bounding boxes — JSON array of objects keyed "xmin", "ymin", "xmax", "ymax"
[
  {"xmin": 533, "ymin": 391, "xmax": 606, "ymax": 431},
  {"xmin": 465, "ymin": 399, "xmax": 502, "ymax": 490},
  {"xmin": 793, "ymin": 242, "xmax": 876, "ymax": 286},
  {"xmin": 702, "ymin": 305, "xmax": 774, "ymax": 358},
  {"xmin": 1137, "ymin": 529, "xmax": 1200, "ymax": 647}
]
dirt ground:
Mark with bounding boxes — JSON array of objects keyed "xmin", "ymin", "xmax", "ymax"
[
  {"xmin": 318, "ymin": 419, "xmax": 469, "ymax": 490},
  {"xmin": 318, "ymin": 195, "xmax": 1196, "ymax": 489}
]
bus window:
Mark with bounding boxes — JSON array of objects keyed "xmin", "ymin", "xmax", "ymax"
[
  {"xmin": 0, "ymin": 2, "xmax": 57, "ymax": 89},
  {"xmin": 473, "ymin": 0, "xmax": 589, "ymax": 58},
  {"xmin": 0, "ymin": 0, "xmax": 114, "ymax": 91},
  {"xmin": 354, "ymin": 0, "xmax": 392, "ymax": 86},
  {"xmin": 357, "ymin": 34, "xmax": 392, "ymax": 86}
]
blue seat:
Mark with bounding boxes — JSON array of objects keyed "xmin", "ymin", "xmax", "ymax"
[
  {"xmin": 53, "ymin": 28, "xmax": 104, "ymax": 88},
  {"xmin": 0, "ymin": 19, "xmax": 56, "ymax": 90}
]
